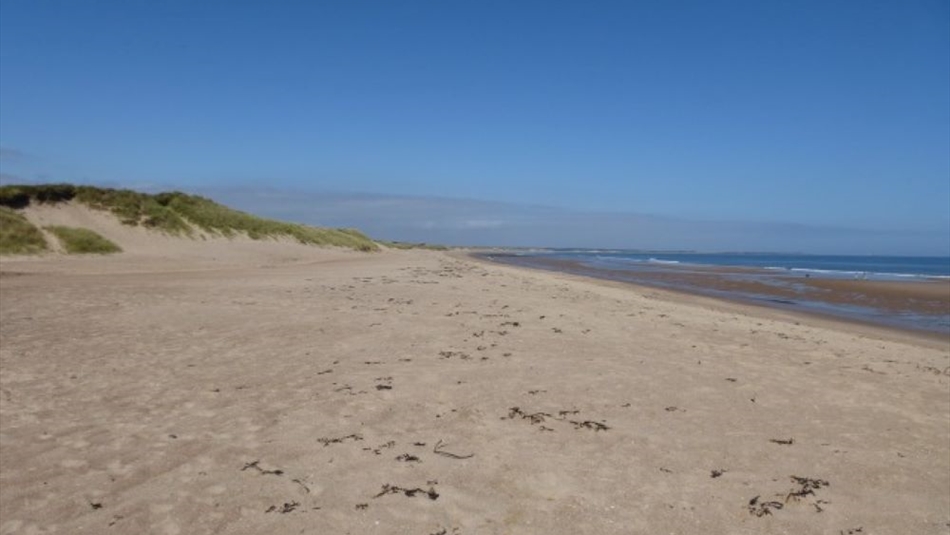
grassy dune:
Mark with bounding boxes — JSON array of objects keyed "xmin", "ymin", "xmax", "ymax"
[
  {"xmin": 0, "ymin": 207, "xmax": 49, "ymax": 255},
  {"xmin": 378, "ymin": 240, "xmax": 449, "ymax": 251},
  {"xmin": 45, "ymin": 226, "xmax": 122, "ymax": 254},
  {"xmin": 0, "ymin": 184, "xmax": 379, "ymax": 252}
]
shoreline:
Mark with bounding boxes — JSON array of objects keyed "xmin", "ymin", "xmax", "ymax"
[{"xmin": 471, "ymin": 252, "xmax": 950, "ymax": 342}]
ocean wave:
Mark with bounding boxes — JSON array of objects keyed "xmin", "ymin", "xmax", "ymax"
[
  {"xmin": 590, "ymin": 256, "xmax": 684, "ymax": 266},
  {"xmin": 786, "ymin": 267, "xmax": 947, "ymax": 280},
  {"xmin": 564, "ymin": 253, "xmax": 948, "ymax": 279},
  {"xmin": 789, "ymin": 268, "xmax": 865, "ymax": 276}
]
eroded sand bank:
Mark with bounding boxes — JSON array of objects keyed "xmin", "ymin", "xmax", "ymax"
[{"xmin": 1, "ymin": 247, "xmax": 948, "ymax": 534}]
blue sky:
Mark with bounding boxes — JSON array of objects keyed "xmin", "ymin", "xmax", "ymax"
[{"xmin": 1, "ymin": 1, "xmax": 948, "ymax": 254}]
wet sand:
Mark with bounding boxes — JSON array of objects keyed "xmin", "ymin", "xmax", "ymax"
[{"xmin": 481, "ymin": 254, "xmax": 950, "ymax": 335}]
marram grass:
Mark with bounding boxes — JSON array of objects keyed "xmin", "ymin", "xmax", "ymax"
[
  {"xmin": 0, "ymin": 184, "xmax": 379, "ymax": 252},
  {"xmin": 0, "ymin": 206, "xmax": 49, "ymax": 255},
  {"xmin": 45, "ymin": 226, "xmax": 122, "ymax": 254}
]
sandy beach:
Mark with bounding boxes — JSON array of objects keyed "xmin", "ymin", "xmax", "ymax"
[{"xmin": 1, "ymin": 243, "xmax": 949, "ymax": 534}]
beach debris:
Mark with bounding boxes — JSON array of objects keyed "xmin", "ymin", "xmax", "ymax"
[
  {"xmin": 711, "ymin": 469, "xmax": 726, "ymax": 478},
  {"xmin": 748, "ymin": 495, "xmax": 784, "ymax": 517},
  {"xmin": 318, "ymin": 434, "xmax": 363, "ymax": 447},
  {"xmin": 769, "ymin": 438, "xmax": 795, "ymax": 445},
  {"xmin": 505, "ymin": 407, "xmax": 610, "ymax": 431},
  {"xmin": 439, "ymin": 350, "xmax": 471, "ymax": 360},
  {"xmin": 915, "ymin": 364, "xmax": 950, "ymax": 376},
  {"xmin": 364, "ymin": 440, "xmax": 396, "ymax": 455},
  {"xmin": 265, "ymin": 501, "xmax": 299, "ymax": 514},
  {"xmin": 89, "ymin": 501, "xmax": 103, "ymax": 510},
  {"xmin": 379, "ymin": 440, "xmax": 396, "ymax": 450},
  {"xmin": 241, "ymin": 460, "xmax": 284, "ymax": 476},
  {"xmin": 291, "ymin": 478, "xmax": 311, "ymax": 494},
  {"xmin": 373, "ymin": 483, "xmax": 439, "ymax": 500},
  {"xmin": 433, "ymin": 439, "xmax": 474, "ymax": 459},
  {"xmin": 748, "ymin": 475, "xmax": 831, "ymax": 518},
  {"xmin": 395, "ymin": 453, "xmax": 422, "ymax": 463},
  {"xmin": 355, "ymin": 503, "xmax": 368, "ymax": 510},
  {"xmin": 568, "ymin": 420, "xmax": 610, "ymax": 431},
  {"xmin": 505, "ymin": 406, "xmax": 552, "ymax": 425},
  {"xmin": 786, "ymin": 476, "xmax": 829, "ymax": 502}
]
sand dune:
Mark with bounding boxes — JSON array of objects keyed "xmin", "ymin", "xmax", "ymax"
[
  {"xmin": 1, "ymin": 238, "xmax": 948, "ymax": 534},
  {"xmin": 3, "ymin": 201, "xmax": 368, "ymax": 273}
]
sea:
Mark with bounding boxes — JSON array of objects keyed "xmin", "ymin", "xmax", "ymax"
[{"xmin": 520, "ymin": 251, "xmax": 950, "ymax": 281}]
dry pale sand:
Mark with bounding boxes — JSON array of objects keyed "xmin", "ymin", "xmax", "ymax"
[{"xmin": 1, "ymin": 231, "xmax": 949, "ymax": 534}]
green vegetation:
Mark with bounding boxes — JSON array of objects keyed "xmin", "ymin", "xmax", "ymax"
[
  {"xmin": 379, "ymin": 240, "xmax": 449, "ymax": 251},
  {"xmin": 0, "ymin": 184, "xmax": 379, "ymax": 252},
  {"xmin": 0, "ymin": 206, "xmax": 49, "ymax": 255},
  {"xmin": 0, "ymin": 183, "xmax": 76, "ymax": 209},
  {"xmin": 152, "ymin": 192, "xmax": 378, "ymax": 250},
  {"xmin": 76, "ymin": 187, "xmax": 193, "ymax": 234},
  {"xmin": 45, "ymin": 226, "xmax": 122, "ymax": 254}
]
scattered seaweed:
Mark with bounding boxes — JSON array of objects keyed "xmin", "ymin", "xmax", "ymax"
[
  {"xmin": 265, "ymin": 501, "xmax": 299, "ymax": 514},
  {"xmin": 318, "ymin": 434, "xmax": 363, "ymax": 447},
  {"xmin": 433, "ymin": 439, "xmax": 474, "ymax": 459},
  {"xmin": 568, "ymin": 420, "xmax": 610, "ymax": 431},
  {"xmin": 506, "ymin": 407, "xmax": 552, "ymax": 425},
  {"xmin": 241, "ymin": 460, "xmax": 284, "ymax": 476},
  {"xmin": 373, "ymin": 484, "xmax": 440, "ymax": 500},
  {"xmin": 748, "ymin": 495, "xmax": 784, "ymax": 517},
  {"xmin": 786, "ymin": 476, "xmax": 829, "ymax": 502},
  {"xmin": 505, "ymin": 407, "xmax": 611, "ymax": 432}
]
